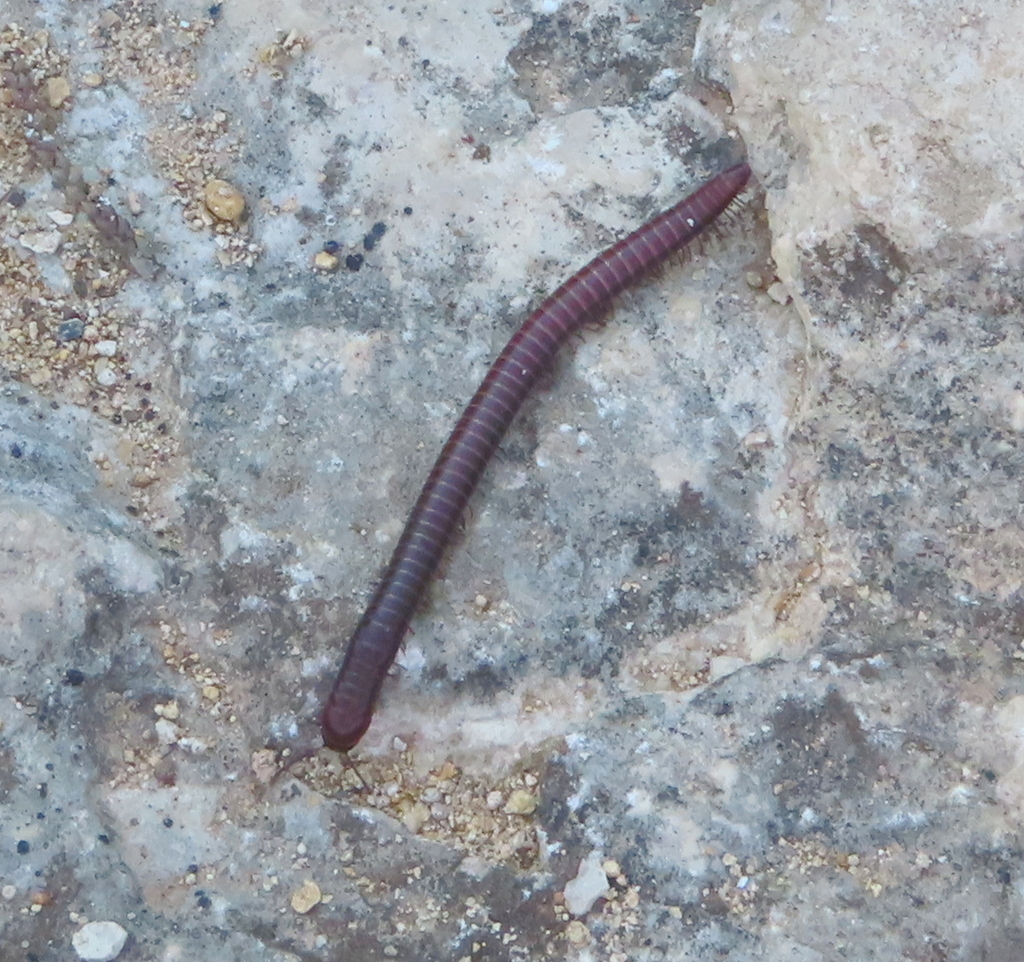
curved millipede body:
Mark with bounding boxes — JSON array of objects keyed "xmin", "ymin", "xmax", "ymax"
[{"xmin": 322, "ymin": 161, "xmax": 752, "ymax": 751}]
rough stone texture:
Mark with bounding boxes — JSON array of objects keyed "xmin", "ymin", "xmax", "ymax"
[{"xmin": 1, "ymin": 0, "xmax": 1020, "ymax": 959}]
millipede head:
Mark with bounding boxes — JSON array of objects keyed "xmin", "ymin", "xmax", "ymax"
[{"xmin": 321, "ymin": 698, "xmax": 372, "ymax": 753}]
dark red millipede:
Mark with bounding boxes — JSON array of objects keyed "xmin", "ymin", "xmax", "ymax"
[{"xmin": 322, "ymin": 161, "xmax": 752, "ymax": 752}]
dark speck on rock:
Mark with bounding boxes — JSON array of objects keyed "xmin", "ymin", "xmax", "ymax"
[
  {"xmin": 345, "ymin": 253, "xmax": 364, "ymax": 271},
  {"xmin": 10, "ymin": 443, "xmax": 22, "ymax": 458},
  {"xmin": 363, "ymin": 221, "xmax": 387, "ymax": 250}
]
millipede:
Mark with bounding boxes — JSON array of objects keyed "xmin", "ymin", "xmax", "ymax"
[{"xmin": 322, "ymin": 160, "xmax": 752, "ymax": 752}]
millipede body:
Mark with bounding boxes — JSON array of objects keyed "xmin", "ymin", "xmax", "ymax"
[{"xmin": 322, "ymin": 161, "xmax": 752, "ymax": 752}]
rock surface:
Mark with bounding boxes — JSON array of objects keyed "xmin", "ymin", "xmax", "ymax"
[{"xmin": 1, "ymin": 0, "xmax": 1021, "ymax": 959}]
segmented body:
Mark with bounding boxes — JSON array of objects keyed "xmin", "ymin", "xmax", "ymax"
[{"xmin": 322, "ymin": 162, "xmax": 751, "ymax": 751}]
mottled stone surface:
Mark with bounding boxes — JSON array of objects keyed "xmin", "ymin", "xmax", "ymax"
[{"xmin": 1, "ymin": 0, "xmax": 1022, "ymax": 959}]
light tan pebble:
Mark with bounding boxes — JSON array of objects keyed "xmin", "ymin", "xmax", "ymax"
[
  {"xmin": 204, "ymin": 179, "xmax": 245, "ymax": 222},
  {"xmin": 602, "ymin": 859, "xmax": 621, "ymax": 877},
  {"xmin": 504, "ymin": 790, "xmax": 537, "ymax": 815},
  {"xmin": 154, "ymin": 701, "xmax": 179, "ymax": 720},
  {"xmin": 82, "ymin": 72, "xmax": 103, "ymax": 88},
  {"xmin": 130, "ymin": 474, "xmax": 156, "ymax": 489},
  {"xmin": 401, "ymin": 801, "xmax": 431, "ymax": 834},
  {"xmin": 289, "ymin": 880, "xmax": 321, "ymax": 914},
  {"xmin": 45, "ymin": 76, "xmax": 72, "ymax": 108},
  {"xmin": 48, "ymin": 210, "xmax": 74, "ymax": 226},
  {"xmin": 201, "ymin": 685, "xmax": 220, "ymax": 701},
  {"xmin": 565, "ymin": 920, "xmax": 590, "ymax": 946},
  {"xmin": 19, "ymin": 230, "xmax": 62, "ymax": 254},
  {"xmin": 766, "ymin": 281, "xmax": 791, "ymax": 305},
  {"xmin": 313, "ymin": 250, "xmax": 339, "ymax": 271}
]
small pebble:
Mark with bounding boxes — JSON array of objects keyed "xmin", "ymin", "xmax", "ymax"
[
  {"xmin": 313, "ymin": 250, "xmax": 339, "ymax": 271},
  {"xmin": 566, "ymin": 920, "xmax": 590, "ymax": 946},
  {"xmin": 290, "ymin": 879, "xmax": 321, "ymax": 914},
  {"xmin": 563, "ymin": 852, "xmax": 608, "ymax": 916},
  {"xmin": 19, "ymin": 230, "xmax": 62, "ymax": 254},
  {"xmin": 401, "ymin": 801, "xmax": 430, "ymax": 834},
  {"xmin": 154, "ymin": 719, "xmax": 179, "ymax": 744},
  {"xmin": 203, "ymin": 179, "xmax": 245, "ymax": 222},
  {"xmin": 503, "ymin": 789, "xmax": 537, "ymax": 815},
  {"xmin": 71, "ymin": 920, "xmax": 128, "ymax": 961},
  {"xmin": 93, "ymin": 340, "xmax": 117, "ymax": 357},
  {"xmin": 45, "ymin": 76, "xmax": 72, "ymax": 108}
]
